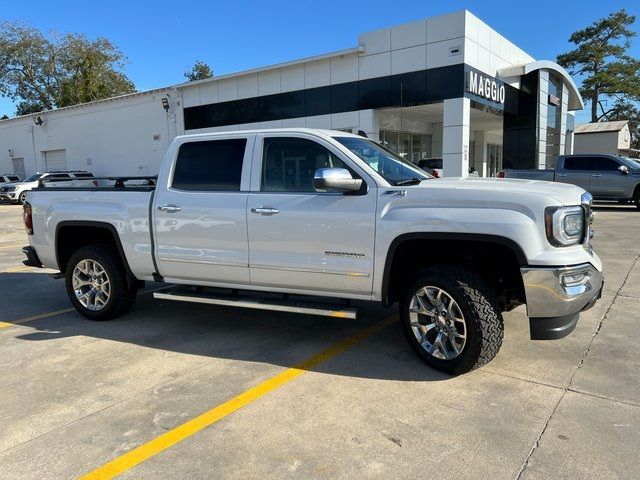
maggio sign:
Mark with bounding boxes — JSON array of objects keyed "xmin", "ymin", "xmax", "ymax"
[{"xmin": 467, "ymin": 71, "xmax": 505, "ymax": 104}]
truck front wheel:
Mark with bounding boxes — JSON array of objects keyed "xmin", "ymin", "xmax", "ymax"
[
  {"xmin": 400, "ymin": 265, "xmax": 504, "ymax": 375},
  {"xmin": 65, "ymin": 244, "xmax": 137, "ymax": 320}
]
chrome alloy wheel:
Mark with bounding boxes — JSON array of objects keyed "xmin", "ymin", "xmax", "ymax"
[
  {"xmin": 72, "ymin": 259, "xmax": 111, "ymax": 311},
  {"xmin": 409, "ymin": 286, "xmax": 467, "ymax": 360}
]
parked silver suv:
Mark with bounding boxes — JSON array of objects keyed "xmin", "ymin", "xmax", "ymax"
[{"xmin": 0, "ymin": 171, "xmax": 96, "ymax": 204}]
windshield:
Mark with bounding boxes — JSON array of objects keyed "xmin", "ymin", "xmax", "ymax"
[
  {"xmin": 334, "ymin": 136, "xmax": 432, "ymax": 185},
  {"xmin": 617, "ymin": 156, "xmax": 640, "ymax": 171},
  {"xmin": 23, "ymin": 174, "xmax": 41, "ymax": 182}
]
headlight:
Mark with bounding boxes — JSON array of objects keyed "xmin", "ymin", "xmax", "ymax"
[{"xmin": 545, "ymin": 206, "xmax": 585, "ymax": 246}]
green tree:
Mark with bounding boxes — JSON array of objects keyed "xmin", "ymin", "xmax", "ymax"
[
  {"xmin": 185, "ymin": 60, "xmax": 213, "ymax": 81},
  {"xmin": 557, "ymin": 9, "xmax": 640, "ymax": 149},
  {"xmin": 0, "ymin": 22, "xmax": 136, "ymax": 116}
]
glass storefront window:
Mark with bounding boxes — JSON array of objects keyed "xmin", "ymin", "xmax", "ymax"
[
  {"xmin": 487, "ymin": 143, "xmax": 503, "ymax": 177},
  {"xmin": 379, "ymin": 130, "xmax": 432, "ymax": 165},
  {"xmin": 399, "ymin": 133, "xmax": 411, "ymax": 161}
]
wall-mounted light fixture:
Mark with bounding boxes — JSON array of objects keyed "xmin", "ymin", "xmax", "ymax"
[
  {"xmin": 33, "ymin": 116, "xmax": 43, "ymax": 126},
  {"xmin": 161, "ymin": 98, "xmax": 170, "ymax": 111}
]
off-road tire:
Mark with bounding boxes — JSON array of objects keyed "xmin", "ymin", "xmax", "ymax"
[
  {"xmin": 400, "ymin": 265, "xmax": 503, "ymax": 375},
  {"xmin": 18, "ymin": 191, "xmax": 27, "ymax": 205},
  {"xmin": 65, "ymin": 244, "xmax": 137, "ymax": 320}
]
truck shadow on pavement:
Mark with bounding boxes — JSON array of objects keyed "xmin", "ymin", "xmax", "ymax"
[{"xmin": 3, "ymin": 272, "xmax": 451, "ymax": 382}]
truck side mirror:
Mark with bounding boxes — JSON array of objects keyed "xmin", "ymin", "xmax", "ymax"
[
  {"xmin": 618, "ymin": 165, "xmax": 629, "ymax": 175},
  {"xmin": 313, "ymin": 168, "xmax": 363, "ymax": 193}
]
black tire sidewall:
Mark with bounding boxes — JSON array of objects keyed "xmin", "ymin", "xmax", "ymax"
[
  {"xmin": 400, "ymin": 268, "xmax": 488, "ymax": 374},
  {"xmin": 65, "ymin": 245, "xmax": 134, "ymax": 320},
  {"xmin": 18, "ymin": 192, "xmax": 26, "ymax": 205}
]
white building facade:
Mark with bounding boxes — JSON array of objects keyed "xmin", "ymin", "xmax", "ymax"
[{"xmin": 0, "ymin": 10, "xmax": 583, "ymax": 179}]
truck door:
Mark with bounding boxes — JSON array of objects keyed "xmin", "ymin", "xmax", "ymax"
[
  {"xmin": 153, "ymin": 135, "xmax": 254, "ymax": 284},
  {"xmin": 557, "ymin": 156, "xmax": 593, "ymax": 191},
  {"xmin": 589, "ymin": 156, "xmax": 629, "ymax": 199},
  {"xmin": 247, "ymin": 134, "xmax": 376, "ymax": 295}
]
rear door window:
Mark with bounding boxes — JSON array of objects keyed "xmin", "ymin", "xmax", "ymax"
[
  {"xmin": 563, "ymin": 157, "xmax": 593, "ymax": 170},
  {"xmin": 172, "ymin": 139, "xmax": 247, "ymax": 191}
]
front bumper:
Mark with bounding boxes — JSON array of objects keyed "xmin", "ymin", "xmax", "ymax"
[
  {"xmin": 521, "ymin": 263, "xmax": 603, "ymax": 340},
  {"xmin": 0, "ymin": 192, "xmax": 17, "ymax": 202}
]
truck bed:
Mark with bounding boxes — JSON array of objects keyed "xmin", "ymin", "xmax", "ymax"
[
  {"xmin": 499, "ymin": 169, "xmax": 555, "ymax": 181},
  {"xmin": 26, "ymin": 185, "xmax": 157, "ymax": 281}
]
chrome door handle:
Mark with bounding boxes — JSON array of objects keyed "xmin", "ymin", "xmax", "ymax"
[
  {"xmin": 251, "ymin": 206, "xmax": 280, "ymax": 215},
  {"xmin": 158, "ymin": 204, "xmax": 181, "ymax": 213},
  {"xmin": 592, "ymin": 174, "xmax": 602, "ymax": 177}
]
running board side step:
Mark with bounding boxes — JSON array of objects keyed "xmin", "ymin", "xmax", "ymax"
[{"xmin": 153, "ymin": 288, "xmax": 359, "ymax": 319}]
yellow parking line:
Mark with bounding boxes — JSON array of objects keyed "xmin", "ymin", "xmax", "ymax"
[
  {"xmin": 0, "ymin": 287, "xmax": 167, "ymax": 330},
  {"xmin": 0, "ymin": 308, "xmax": 75, "ymax": 329},
  {"xmin": 79, "ymin": 314, "xmax": 398, "ymax": 480}
]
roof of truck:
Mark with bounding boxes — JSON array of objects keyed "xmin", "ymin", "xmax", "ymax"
[{"xmin": 174, "ymin": 128, "xmax": 364, "ymax": 141}]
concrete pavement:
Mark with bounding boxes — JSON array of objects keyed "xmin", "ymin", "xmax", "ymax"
[{"xmin": 0, "ymin": 203, "xmax": 638, "ymax": 479}]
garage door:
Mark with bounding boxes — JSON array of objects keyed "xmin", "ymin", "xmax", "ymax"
[{"xmin": 44, "ymin": 149, "xmax": 67, "ymax": 171}]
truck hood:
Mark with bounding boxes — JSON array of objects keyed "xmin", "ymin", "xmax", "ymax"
[{"xmin": 414, "ymin": 177, "xmax": 586, "ymax": 206}]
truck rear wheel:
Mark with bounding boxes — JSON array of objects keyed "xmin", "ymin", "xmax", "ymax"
[
  {"xmin": 65, "ymin": 244, "xmax": 137, "ymax": 320},
  {"xmin": 634, "ymin": 189, "xmax": 640, "ymax": 210},
  {"xmin": 400, "ymin": 265, "xmax": 503, "ymax": 375}
]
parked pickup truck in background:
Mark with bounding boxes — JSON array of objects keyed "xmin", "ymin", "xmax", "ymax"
[
  {"xmin": 500, "ymin": 154, "xmax": 640, "ymax": 209},
  {"xmin": 21, "ymin": 129, "xmax": 603, "ymax": 374}
]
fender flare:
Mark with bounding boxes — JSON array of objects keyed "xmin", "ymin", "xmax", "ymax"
[
  {"xmin": 54, "ymin": 220, "xmax": 134, "ymax": 278},
  {"xmin": 381, "ymin": 232, "xmax": 528, "ymax": 306}
]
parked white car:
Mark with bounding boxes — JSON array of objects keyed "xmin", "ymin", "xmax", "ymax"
[
  {"xmin": 22, "ymin": 129, "xmax": 602, "ymax": 374},
  {"xmin": 0, "ymin": 171, "xmax": 96, "ymax": 204},
  {"xmin": 0, "ymin": 174, "xmax": 21, "ymax": 203}
]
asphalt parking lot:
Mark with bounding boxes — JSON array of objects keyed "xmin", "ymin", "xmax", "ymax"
[{"xmin": 0, "ymin": 203, "xmax": 638, "ymax": 480}]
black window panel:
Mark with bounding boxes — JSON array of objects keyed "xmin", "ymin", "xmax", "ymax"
[
  {"xmin": 232, "ymin": 97, "xmax": 259, "ymax": 125},
  {"xmin": 74, "ymin": 173, "xmax": 94, "ymax": 178},
  {"xmin": 217, "ymin": 102, "xmax": 236, "ymax": 126},
  {"xmin": 427, "ymin": 66, "xmax": 464, "ymax": 102},
  {"xmin": 185, "ymin": 104, "xmax": 219, "ymax": 130},
  {"xmin": 392, "ymin": 71, "xmax": 427, "ymax": 107},
  {"xmin": 258, "ymin": 94, "xmax": 282, "ymax": 122},
  {"xmin": 261, "ymin": 137, "xmax": 352, "ymax": 192},
  {"xmin": 564, "ymin": 157, "xmax": 593, "ymax": 170},
  {"xmin": 359, "ymin": 76, "xmax": 392, "ymax": 109},
  {"xmin": 172, "ymin": 139, "xmax": 246, "ymax": 191},
  {"xmin": 305, "ymin": 86, "xmax": 331, "ymax": 117},
  {"xmin": 331, "ymin": 82, "xmax": 359, "ymax": 113},
  {"xmin": 280, "ymin": 90, "xmax": 305, "ymax": 119}
]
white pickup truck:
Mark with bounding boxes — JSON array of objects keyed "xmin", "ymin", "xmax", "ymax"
[{"xmin": 22, "ymin": 129, "xmax": 603, "ymax": 374}]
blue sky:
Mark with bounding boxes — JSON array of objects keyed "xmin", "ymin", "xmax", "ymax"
[{"xmin": 2, "ymin": 0, "xmax": 638, "ymax": 122}]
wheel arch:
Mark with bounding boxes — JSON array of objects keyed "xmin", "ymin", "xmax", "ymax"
[
  {"xmin": 381, "ymin": 233, "xmax": 528, "ymax": 307},
  {"xmin": 55, "ymin": 221, "xmax": 134, "ymax": 279}
]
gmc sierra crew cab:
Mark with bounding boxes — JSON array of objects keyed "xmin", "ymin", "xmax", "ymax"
[
  {"xmin": 21, "ymin": 129, "xmax": 603, "ymax": 374},
  {"xmin": 499, "ymin": 154, "xmax": 640, "ymax": 209}
]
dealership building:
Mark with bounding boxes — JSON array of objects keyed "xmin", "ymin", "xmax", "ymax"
[{"xmin": 0, "ymin": 10, "xmax": 583, "ymax": 179}]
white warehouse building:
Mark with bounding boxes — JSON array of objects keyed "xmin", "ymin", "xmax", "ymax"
[{"xmin": 0, "ymin": 10, "xmax": 583, "ymax": 180}]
